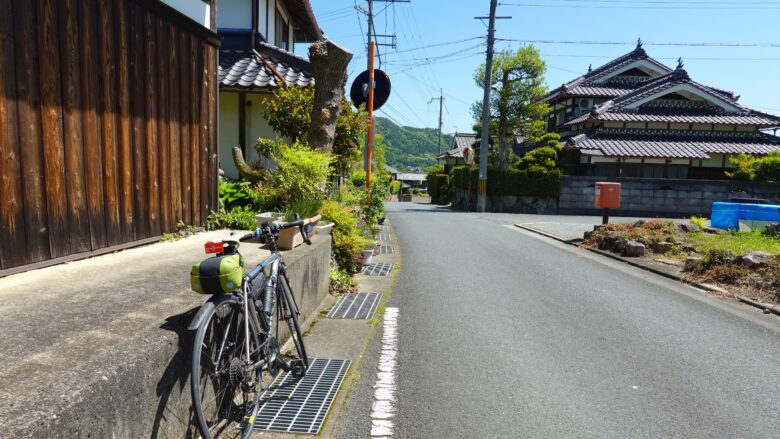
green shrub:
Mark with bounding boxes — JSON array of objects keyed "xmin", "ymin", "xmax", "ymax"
[
  {"xmin": 321, "ymin": 200, "xmax": 372, "ymax": 274},
  {"xmin": 269, "ymin": 141, "xmax": 331, "ymax": 204},
  {"xmin": 451, "ymin": 166, "xmax": 560, "ymax": 197},
  {"xmin": 389, "ymin": 180, "xmax": 401, "ymax": 194},
  {"xmin": 215, "ymin": 206, "xmax": 257, "ymax": 230},
  {"xmin": 726, "ymin": 153, "xmax": 758, "ymax": 181},
  {"xmin": 219, "ymin": 180, "xmax": 254, "ymax": 210},
  {"xmin": 427, "ymin": 173, "xmax": 450, "ymax": 203},
  {"xmin": 690, "ymin": 216, "xmax": 708, "ymax": 229},
  {"xmin": 755, "ymin": 151, "xmax": 780, "ymax": 182},
  {"xmin": 329, "ymin": 267, "xmax": 357, "ymax": 295},
  {"xmin": 283, "ymin": 198, "xmax": 324, "ymax": 221}
]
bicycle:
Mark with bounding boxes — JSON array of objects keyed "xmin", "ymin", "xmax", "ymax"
[{"xmin": 188, "ymin": 215, "xmax": 312, "ymax": 439}]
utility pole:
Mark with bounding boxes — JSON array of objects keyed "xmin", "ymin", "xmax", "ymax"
[
  {"xmin": 428, "ymin": 89, "xmax": 445, "ymax": 155},
  {"xmin": 474, "ymin": 0, "xmax": 509, "ymax": 212}
]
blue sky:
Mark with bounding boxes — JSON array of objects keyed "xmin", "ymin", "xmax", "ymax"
[{"xmin": 300, "ymin": 0, "xmax": 780, "ymax": 137}]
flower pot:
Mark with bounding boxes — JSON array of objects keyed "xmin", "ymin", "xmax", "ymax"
[
  {"xmin": 361, "ymin": 249, "xmax": 374, "ymax": 266},
  {"xmin": 256, "ymin": 211, "xmax": 283, "ymax": 228},
  {"xmin": 275, "ymin": 214, "xmax": 321, "ymax": 250},
  {"xmin": 316, "ymin": 222, "xmax": 335, "ymax": 235}
]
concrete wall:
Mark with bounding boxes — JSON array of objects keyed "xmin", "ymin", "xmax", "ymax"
[
  {"xmin": 24, "ymin": 236, "xmax": 331, "ymax": 439},
  {"xmin": 452, "ymin": 188, "xmax": 559, "ymax": 214},
  {"xmin": 559, "ymin": 176, "xmax": 780, "ymax": 217}
]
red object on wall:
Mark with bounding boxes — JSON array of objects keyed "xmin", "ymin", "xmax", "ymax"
[{"xmin": 594, "ymin": 182, "xmax": 621, "ymax": 209}]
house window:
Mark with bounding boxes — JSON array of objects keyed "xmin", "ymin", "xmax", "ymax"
[{"xmin": 275, "ymin": 10, "xmax": 289, "ymax": 50}]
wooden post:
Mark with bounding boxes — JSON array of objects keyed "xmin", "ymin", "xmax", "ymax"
[{"xmin": 366, "ymin": 41, "xmax": 376, "ymax": 203}]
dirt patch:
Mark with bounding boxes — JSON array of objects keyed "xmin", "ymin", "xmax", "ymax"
[{"xmin": 582, "ymin": 220, "xmax": 780, "ymax": 305}]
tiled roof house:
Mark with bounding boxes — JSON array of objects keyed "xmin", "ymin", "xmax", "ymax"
[
  {"xmin": 546, "ymin": 40, "xmax": 780, "ymax": 179},
  {"xmin": 216, "ymin": 0, "xmax": 322, "ymax": 179}
]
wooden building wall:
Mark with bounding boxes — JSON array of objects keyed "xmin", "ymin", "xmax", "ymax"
[{"xmin": 0, "ymin": 0, "xmax": 219, "ymax": 274}]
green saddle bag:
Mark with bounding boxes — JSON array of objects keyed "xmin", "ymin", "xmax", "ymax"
[{"xmin": 191, "ymin": 254, "xmax": 244, "ymax": 294}]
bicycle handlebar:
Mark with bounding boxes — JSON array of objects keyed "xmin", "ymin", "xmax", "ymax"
[{"xmin": 238, "ymin": 214, "xmax": 312, "ymax": 246}]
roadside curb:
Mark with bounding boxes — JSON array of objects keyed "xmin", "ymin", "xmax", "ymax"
[{"xmin": 514, "ymin": 223, "xmax": 732, "ymax": 295}]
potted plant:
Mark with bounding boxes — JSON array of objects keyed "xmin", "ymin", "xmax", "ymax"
[{"xmin": 276, "ymin": 198, "xmax": 323, "ymax": 250}]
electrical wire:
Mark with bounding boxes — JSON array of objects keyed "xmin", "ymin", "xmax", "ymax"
[
  {"xmin": 498, "ymin": 38, "xmax": 780, "ymax": 48},
  {"xmin": 500, "ymin": 1, "xmax": 780, "ymax": 9}
]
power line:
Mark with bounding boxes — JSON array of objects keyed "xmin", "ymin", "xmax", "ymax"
[
  {"xmin": 506, "ymin": 0, "xmax": 780, "ymax": 3},
  {"xmin": 500, "ymin": 1, "xmax": 780, "ymax": 9},
  {"xmin": 498, "ymin": 38, "xmax": 780, "ymax": 48},
  {"xmin": 539, "ymin": 53, "xmax": 780, "ymax": 62},
  {"xmin": 388, "ymin": 36, "xmax": 486, "ymax": 55}
]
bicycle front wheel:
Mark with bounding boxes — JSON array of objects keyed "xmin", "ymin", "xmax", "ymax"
[
  {"xmin": 191, "ymin": 295, "xmax": 261, "ymax": 439},
  {"xmin": 278, "ymin": 273, "xmax": 309, "ymax": 369}
]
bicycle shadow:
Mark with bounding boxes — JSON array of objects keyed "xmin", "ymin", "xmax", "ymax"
[{"xmin": 151, "ymin": 308, "xmax": 199, "ymax": 439}]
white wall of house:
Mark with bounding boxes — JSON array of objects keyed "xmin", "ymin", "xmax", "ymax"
[
  {"xmin": 218, "ymin": 0, "xmax": 253, "ymax": 28},
  {"xmin": 245, "ymin": 94, "xmax": 277, "ymax": 168},
  {"xmin": 219, "ymin": 93, "xmax": 240, "ymax": 179},
  {"xmin": 218, "ymin": 92, "xmax": 278, "ymax": 180},
  {"xmin": 161, "ymin": 0, "xmax": 211, "ymax": 28}
]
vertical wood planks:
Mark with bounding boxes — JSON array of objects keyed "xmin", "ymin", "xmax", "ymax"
[
  {"xmin": 114, "ymin": 0, "xmax": 134, "ymax": 243},
  {"xmin": 1, "ymin": 0, "xmax": 219, "ymax": 272},
  {"xmin": 168, "ymin": 24, "xmax": 182, "ymax": 224},
  {"xmin": 80, "ymin": 0, "xmax": 107, "ymax": 250},
  {"xmin": 59, "ymin": 0, "xmax": 91, "ymax": 255},
  {"xmin": 129, "ymin": 3, "xmax": 148, "ymax": 239},
  {"xmin": 179, "ymin": 31, "xmax": 191, "ymax": 226},
  {"xmin": 198, "ymin": 39, "xmax": 210, "ymax": 225},
  {"xmin": 37, "ymin": 0, "xmax": 70, "ymax": 258},
  {"xmin": 189, "ymin": 35, "xmax": 201, "ymax": 227},
  {"xmin": 0, "ymin": 1, "xmax": 27, "ymax": 268},
  {"xmin": 13, "ymin": 0, "xmax": 50, "ymax": 263},
  {"xmin": 144, "ymin": 11, "xmax": 160, "ymax": 236},
  {"xmin": 207, "ymin": 46, "xmax": 218, "ymax": 215},
  {"xmin": 98, "ymin": 0, "xmax": 122, "ymax": 246},
  {"xmin": 156, "ymin": 18, "xmax": 172, "ymax": 233}
]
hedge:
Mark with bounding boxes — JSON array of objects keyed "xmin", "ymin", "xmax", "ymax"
[
  {"xmin": 451, "ymin": 166, "xmax": 560, "ymax": 198},
  {"xmin": 427, "ymin": 173, "xmax": 449, "ymax": 200}
]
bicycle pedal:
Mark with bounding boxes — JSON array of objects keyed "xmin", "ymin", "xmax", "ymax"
[{"xmin": 290, "ymin": 359, "xmax": 306, "ymax": 378}]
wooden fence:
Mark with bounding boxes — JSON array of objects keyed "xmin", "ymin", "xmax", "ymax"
[{"xmin": 0, "ymin": 0, "xmax": 219, "ymax": 273}]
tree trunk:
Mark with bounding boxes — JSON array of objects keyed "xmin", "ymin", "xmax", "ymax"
[
  {"xmin": 307, "ymin": 40, "xmax": 352, "ymax": 151},
  {"xmin": 231, "ymin": 146, "xmax": 267, "ymax": 183}
]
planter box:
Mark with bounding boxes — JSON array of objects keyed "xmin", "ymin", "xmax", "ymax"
[
  {"xmin": 276, "ymin": 214, "xmax": 321, "ymax": 250},
  {"xmin": 316, "ymin": 222, "xmax": 335, "ymax": 236},
  {"xmin": 256, "ymin": 211, "xmax": 283, "ymax": 228}
]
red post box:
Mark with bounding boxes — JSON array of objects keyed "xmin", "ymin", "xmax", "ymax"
[
  {"xmin": 594, "ymin": 182, "xmax": 621, "ymax": 209},
  {"xmin": 594, "ymin": 182, "xmax": 621, "ymax": 224}
]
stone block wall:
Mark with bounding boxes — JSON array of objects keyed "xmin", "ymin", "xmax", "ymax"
[
  {"xmin": 453, "ymin": 189, "xmax": 558, "ymax": 214},
  {"xmin": 559, "ymin": 176, "xmax": 780, "ymax": 217}
]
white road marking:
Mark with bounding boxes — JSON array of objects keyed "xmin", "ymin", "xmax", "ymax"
[{"xmin": 370, "ymin": 307, "xmax": 399, "ymax": 437}]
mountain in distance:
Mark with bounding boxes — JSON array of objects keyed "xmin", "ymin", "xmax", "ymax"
[{"xmin": 375, "ymin": 117, "xmax": 453, "ymax": 171}]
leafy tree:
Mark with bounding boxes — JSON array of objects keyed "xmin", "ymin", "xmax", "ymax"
[
  {"xmin": 261, "ymin": 86, "xmax": 367, "ymax": 177},
  {"xmin": 755, "ymin": 151, "xmax": 780, "ymax": 182},
  {"xmin": 726, "ymin": 153, "xmax": 758, "ymax": 181},
  {"xmin": 472, "ymin": 46, "xmax": 550, "ymax": 170}
]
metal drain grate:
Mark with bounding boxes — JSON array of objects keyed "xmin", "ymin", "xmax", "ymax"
[
  {"xmin": 327, "ymin": 292, "xmax": 382, "ymax": 319},
  {"xmin": 361, "ymin": 263, "xmax": 394, "ymax": 276},
  {"xmin": 375, "ymin": 234, "xmax": 392, "ymax": 241},
  {"xmin": 254, "ymin": 358, "xmax": 351, "ymax": 434},
  {"xmin": 378, "ymin": 245, "xmax": 394, "ymax": 254},
  {"xmin": 378, "ymin": 225, "xmax": 390, "ymax": 231}
]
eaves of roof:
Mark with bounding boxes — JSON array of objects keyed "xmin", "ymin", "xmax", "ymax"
[{"xmin": 218, "ymin": 43, "xmax": 314, "ymax": 89}]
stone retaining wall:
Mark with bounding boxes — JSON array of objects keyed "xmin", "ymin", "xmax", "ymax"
[
  {"xmin": 453, "ymin": 188, "xmax": 558, "ymax": 214},
  {"xmin": 559, "ymin": 176, "xmax": 780, "ymax": 217}
]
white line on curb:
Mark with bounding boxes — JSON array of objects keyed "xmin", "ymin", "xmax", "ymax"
[{"xmin": 370, "ymin": 307, "xmax": 399, "ymax": 438}]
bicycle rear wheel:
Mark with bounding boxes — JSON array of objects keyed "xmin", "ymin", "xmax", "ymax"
[
  {"xmin": 278, "ymin": 273, "xmax": 309, "ymax": 369},
  {"xmin": 191, "ymin": 296, "xmax": 261, "ymax": 439}
]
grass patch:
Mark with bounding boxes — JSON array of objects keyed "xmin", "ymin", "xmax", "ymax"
[{"xmin": 686, "ymin": 230, "xmax": 780, "ymax": 255}]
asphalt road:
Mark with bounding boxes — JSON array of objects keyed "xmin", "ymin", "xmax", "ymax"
[{"xmin": 371, "ymin": 202, "xmax": 780, "ymax": 438}]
